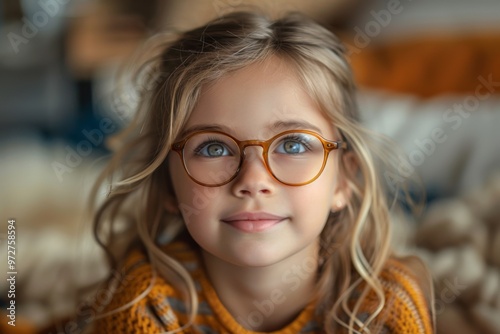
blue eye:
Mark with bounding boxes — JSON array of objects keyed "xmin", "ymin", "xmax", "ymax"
[
  {"xmin": 282, "ymin": 141, "xmax": 305, "ymax": 154},
  {"xmin": 275, "ymin": 135, "xmax": 311, "ymax": 154},
  {"xmin": 194, "ymin": 140, "xmax": 231, "ymax": 157}
]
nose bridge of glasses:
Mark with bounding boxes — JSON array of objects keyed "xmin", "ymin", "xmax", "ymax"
[{"xmin": 239, "ymin": 140, "xmax": 268, "ymax": 163}]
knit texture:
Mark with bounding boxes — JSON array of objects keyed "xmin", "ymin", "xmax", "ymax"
[
  {"xmin": 89, "ymin": 242, "xmax": 433, "ymax": 333},
  {"xmin": 342, "ymin": 258, "xmax": 434, "ymax": 334}
]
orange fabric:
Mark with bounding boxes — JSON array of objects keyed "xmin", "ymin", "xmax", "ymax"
[
  {"xmin": 344, "ymin": 258, "xmax": 434, "ymax": 334},
  {"xmin": 0, "ymin": 314, "xmax": 37, "ymax": 334},
  {"xmin": 344, "ymin": 33, "xmax": 500, "ymax": 98},
  {"xmin": 87, "ymin": 242, "xmax": 433, "ymax": 333}
]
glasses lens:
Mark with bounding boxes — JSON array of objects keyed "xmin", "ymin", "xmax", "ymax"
[
  {"xmin": 182, "ymin": 132, "xmax": 240, "ymax": 185},
  {"xmin": 268, "ymin": 132, "xmax": 325, "ymax": 184}
]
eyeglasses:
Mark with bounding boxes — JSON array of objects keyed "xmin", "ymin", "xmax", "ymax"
[{"xmin": 171, "ymin": 129, "xmax": 347, "ymax": 187}]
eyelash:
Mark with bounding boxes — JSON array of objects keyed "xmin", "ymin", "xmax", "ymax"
[
  {"xmin": 193, "ymin": 137, "xmax": 229, "ymax": 155},
  {"xmin": 192, "ymin": 134, "xmax": 312, "ymax": 156},
  {"xmin": 279, "ymin": 134, "xmax": 312, "ymax": 151}
]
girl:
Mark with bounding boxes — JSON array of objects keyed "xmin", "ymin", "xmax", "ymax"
[{"xmin": 86, "ymin": 11, "xmax": 434, "ymax": 334}]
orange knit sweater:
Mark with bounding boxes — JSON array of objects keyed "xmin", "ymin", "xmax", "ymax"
[{"xmin": 87, "ymin": 242, "xmax": 433, "ymax": 333}]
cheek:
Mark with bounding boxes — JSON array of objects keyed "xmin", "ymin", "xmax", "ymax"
[
  {"xmin": 290, "ymin": 175, "xmax": 335, "ymax": 207},
  {"xmin": 294, "ymin": 183, "xmax": 333, "ymax": 210},
  {"xmin": 291, "ymin": 161, "xmax": 339, "ymax": 212},
  {"xmin": 168, "ymin": 154, "xmax": 222, "ymax": 225},
  {"xmin": 169, "ymin": 155, "xmax": 200, "ymax": 216}
]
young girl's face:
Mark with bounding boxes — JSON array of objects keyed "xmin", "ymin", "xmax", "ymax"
[{"xmin": 168, "ymin": 56, "xmax": 348, "ymax": 268}]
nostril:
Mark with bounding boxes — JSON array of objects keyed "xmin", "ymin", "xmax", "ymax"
[{"xmin": 238, "ymin": 189, "xmax": 251, "ymax": 195}]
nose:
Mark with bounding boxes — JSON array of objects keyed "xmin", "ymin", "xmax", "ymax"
[{"xmin": 231, "ymin": 146, "xmax": 276, "ymax": 197}]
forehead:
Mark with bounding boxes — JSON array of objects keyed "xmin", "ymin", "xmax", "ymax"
[{"xmin": 183, "ymin": 56, "xmax": 335, "ymax": 139}]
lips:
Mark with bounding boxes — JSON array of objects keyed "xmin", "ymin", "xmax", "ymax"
[{"xmin": 221, "ymin": 212, "xmax": 286, "ymax": 232}]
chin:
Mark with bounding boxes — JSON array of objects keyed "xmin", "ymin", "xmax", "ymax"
[{"xmin": 222, "ymin": 242, "xmax": 292, "ymax": 268}]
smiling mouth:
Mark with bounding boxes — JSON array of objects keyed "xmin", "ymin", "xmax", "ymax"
[{"xmin": 221, "ymin": 212, "xmax": 287, "ymax": 233}]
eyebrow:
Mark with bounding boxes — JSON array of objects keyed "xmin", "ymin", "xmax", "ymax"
[
  {"xmin": 178, "ymin": 120, "xmax": 323, "ymax": 139},
  {"xmin": 178, "ymin": 124, "xmax": 233, "ymax": 139},
  {"xmin": 269, "ymin": 120, "xmax": 323, "ymax": 135}
]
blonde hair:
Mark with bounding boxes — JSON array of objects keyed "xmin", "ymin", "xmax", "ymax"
[{"xmin": 90, "ymin": 11, "xmax": 423, "ymax": 334}]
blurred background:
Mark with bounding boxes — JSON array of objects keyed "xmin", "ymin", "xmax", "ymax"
[{"xmin": 0, "ymin": 0, "xmax": 499, "ymax": 333}]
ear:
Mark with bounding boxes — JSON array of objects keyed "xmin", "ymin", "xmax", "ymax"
[{"xmin": 331, "ymin": 151, "xmax": 357, "ymax": 212}]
